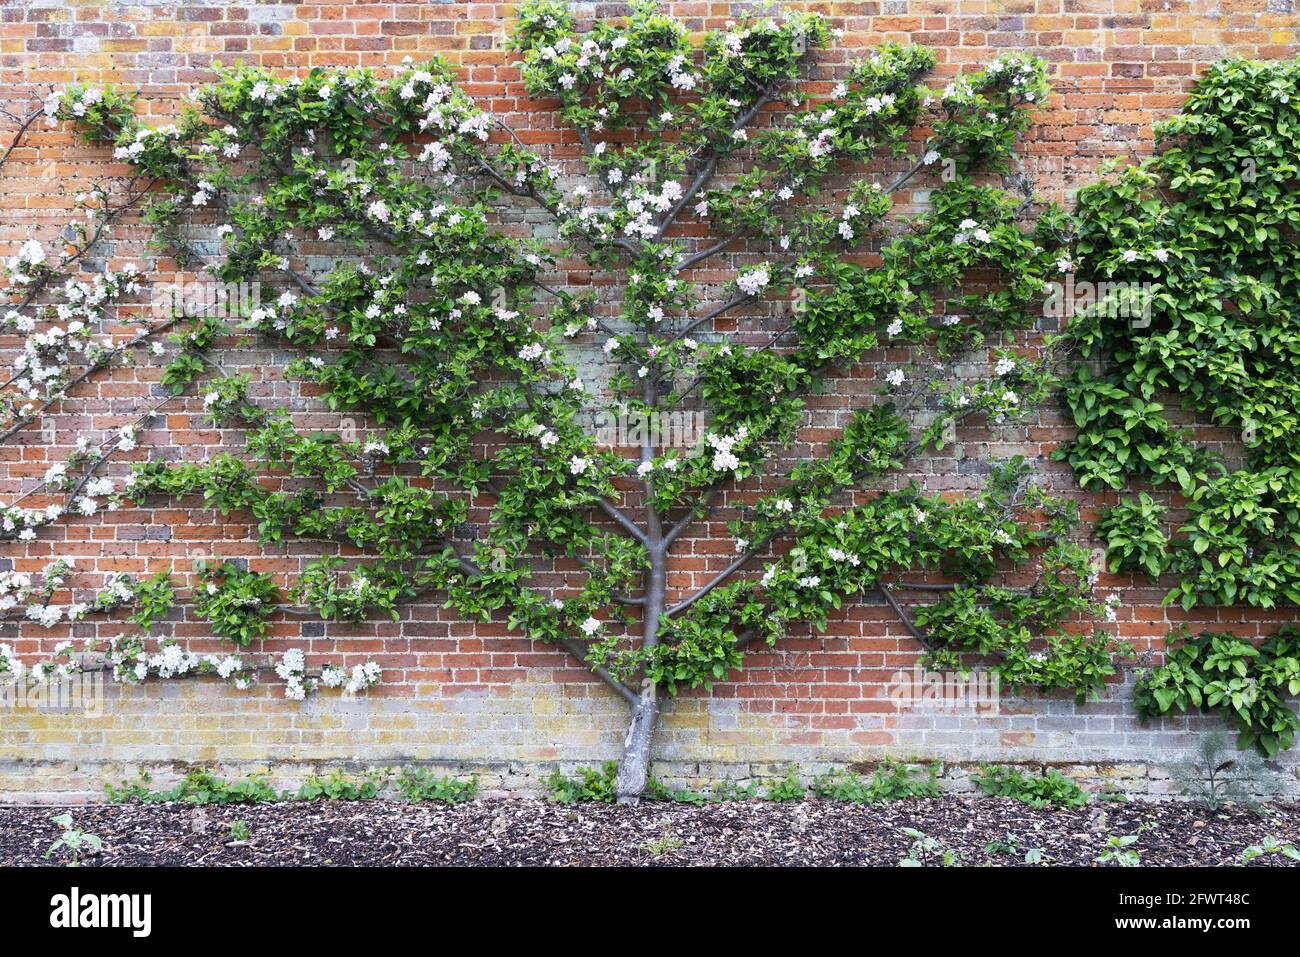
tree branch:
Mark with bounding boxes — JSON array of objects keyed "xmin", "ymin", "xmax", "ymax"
[
  {"xmin": 595, "ymin": 496, "xmax": 648, "ymax": 545},
  {"xmin": 666, "ymin": 291, "xmax": 755, "ymax": 345},
  {"xmin": 0, "ymin": 102, "xmax": 45, "ymax": 174},
  {"xmin": 0, "ymin": 316, "xmax": 185, "ymax": 443},
  {"xmin": 655, "ymin": 87, "xmax": 778, "ymax": 241},
  {"xmin": 555, "ymin": 636, "xmax": 639, "ymax": 705},
  {"xmin": 677, "ymin": 230, "xmax": 744, "ymax": 272},
  {"xmin": 877, "ymin": 583, "xmax": 935, "ymax": 651},
  {"xmin": 662, "ymin": 484, "xmax": 720, "ymax": 549},
  {"xmin": 664, "ymin": 536, "xmax": 770, "ymax": 618}
]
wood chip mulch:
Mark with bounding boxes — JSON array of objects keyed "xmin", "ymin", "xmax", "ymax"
[{"xmin": 3, "ymin": 797, "xmax": 1299, "ymax": 867}]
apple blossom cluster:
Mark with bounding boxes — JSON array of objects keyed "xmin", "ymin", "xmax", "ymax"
[
  {"xmin": 956, "ymin": 54, "xmax": 1044, "ymax": 103},
  {"xmin": 11, "ymin": 559, "xmax": 86, "ymax": 630},
  {"xmin": 0, "ymin": 570, "xmax": 36, "ymax": 613},
  {"xmin": 952, "ymin": 217, "xmax": 995, "ymax": 246},
  {"xmin": 804, "ymin": 94, "xmax": 893, "ymax": 163},
  {"xmin": 0, "ymin": 258, "xmax": 155, "ymax": 428},
  {"xmin": 704, "ymin": 424, "xmax": 750, "ymax": 475},
  {"xmin": 395, "ymin": 60, "xmax": 493, "ymax": 147},
  {"xmin": 3, "ymin": 239, "xmax": 50, "ymax": 285},
  {"xmin": 274, "ymin": 649, "xmax": 310, "ymax": 699},
  {"xmin": 537, "ymin": 180, "xmax": 618, "ymax": 249},
  {"xmin": 113, "ymin": 124, "xmax": 179, "ymax": 162},
  {"xmin": 320, "ymin": 660, "xmax": 383, "ymax": 697},
  {"xmin": 0, "ymin": 628, "xmax": 384, "ymax": 700},
  {"xmin": 0, "ymin": 640, "xmax": 80, "ymax": 684},
  {"xmin": 274, "ymin": 648, "xmax": 381, "ymax": 700},
  {"xmin": 0, "ymin": 641, "xmax": 22, "ymax": 677},
  {"xmin": 735, "ymin": 264, "xmax": 771, "ymax": 298},
  {"xmin": 25, "ymin": 601, "xmax": 78, "ymax": 629},
  {"xmin": 612, "ymin": 174, "xmax": 685, "ymax": 240},
  {"xmin": 1, "ymin": 418, "xmax": 153, "ymax": 543},
  {"xmin": 99, "ymin": 635, "xmax": 252, "ymax": 687},
  {"xmin": 930, "ymin": 349, "xmax": 1059, "ymax": 440},
  {"xmin": 0, "ymin": 502, "xmax": 62, "ymax": 542},
  {"xmin": 307, "ymin": 164, "xmax": 474, "ymax": 245},
  {"xmin": 514, "ymin": 1, "xmax": 693, "ymax": 131},
  {"xmin": 91, "ymin": 573, "xmax": 138, "ymax": 616}
]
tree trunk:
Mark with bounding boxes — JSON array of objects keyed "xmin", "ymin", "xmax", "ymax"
[
  {"xmin": 616, "ymin": 492, "xmax": 666, "ymax": 803},
  {"xmin": 615, "ymin": 676, "xmax": 659, "ymax": 802}
]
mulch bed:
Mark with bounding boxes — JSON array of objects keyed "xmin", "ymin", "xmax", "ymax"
[{"xmin": 3, "ymin": 797, "xmax": 1299, "ymax": 866}]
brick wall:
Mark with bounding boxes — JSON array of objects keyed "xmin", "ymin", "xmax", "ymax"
[{"xmin": 3, "ymin": 1, "xmax": 1300, "ymax": 802}]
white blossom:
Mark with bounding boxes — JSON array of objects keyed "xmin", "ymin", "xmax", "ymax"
[{"xmin": 736, "ymin": 265, "xmax": 771, "ymax": 297}]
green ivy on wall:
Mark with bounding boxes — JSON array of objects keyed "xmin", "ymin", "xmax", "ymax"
[{"xmin": 1060, "ymin": 58, "xmax": 1300, "ymax": 611}]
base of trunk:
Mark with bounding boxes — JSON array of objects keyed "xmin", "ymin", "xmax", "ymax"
[{"xmin": 615, "ymin": 682, "xmax": 659, "ymax": 804}]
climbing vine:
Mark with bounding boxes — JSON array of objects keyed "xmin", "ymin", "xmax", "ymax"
[
  {"xmin": 1135, "ymin": 627, "xmax": 1300, "ymax": 756},
  {"xmin": 1060, "ymin": 57, "xmax": 1300, "ymax": 612}
]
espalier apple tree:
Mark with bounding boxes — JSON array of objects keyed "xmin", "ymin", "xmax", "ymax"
[{"xmin": 3, "ymin": 2, "xmax": 1120, "ymax": 800}]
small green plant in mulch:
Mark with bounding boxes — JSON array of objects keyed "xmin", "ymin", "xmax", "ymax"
[
  {"xmin": 393, "ymin": 767, "xmax": 478, "ymax": 803},
  {"xmin": 971, "ymin": 764, "xmax": 1091, "ymax": 809},
  {"xmin": 44, "ymin": 813, "xmax": 102, "ymax": 867},
  {"xmin": 811, "ymin": 761, "xmax": 940, "ymax": 804},
  {"xmin": 546, "ymin": 762, "xmax": 938, "ymax": 805},
  {"xmin": 644, "ymin": 774, "xmax": 709, "ymax": 805},
  {"xmin": 641, "ymin": 834, "xmax": 684, "ymax": 858},
  {"xmin": 983, "ymin": 832, "xmax": 1052, "ymax": 865},
  {"xmin": 295, "ymin": 768, "xmax": 386, "ymax": 801},
  {"xmin": 1241, "ymin": 836, "xmax": 1300, "ymax": 864},
  {"xmin": 106, "ymin": 768, "xmax": 278, "ymax": 805},
  {"xmin": 546, "ymin": 763, "xmax": 762, "ymax": 804},
  {"xmin": 708, "ymin": 777, "xmax": 761, "ymax": 802},
  {"xmin": 899, "ymin": 827, "xmax": 961, "ymax": 867},
  {"xmin": 762, "ymin": 766, "xmax": 806, "ymax": 802},
  {"xmin": 546, "ymin": 763, "xmax": 783, "ymax": 805},
  {"xmin": 983, "ymin": 832, "xmax": 1022, "ymax": 857},
  {"xmin": 545, "ymin": 761, "xmax": 620, "ymax": 804},
  {"xmin": 107, "ymin": 766, "xmax": 478, "ymax": 805},
  {"xmin": 647, "ymin": 774, "xmax": 762, "ymax": 804},
  {"xmin": 1167, "ymin": 728, "xmax": 1281, "ymax": 815},
  {"xmin": 1095, "ymin": 833, "xmax": 1142, "ymax": 867},
  {"xmin": 228, "ymin": 820, "xmax": 251, "ymax": 843}
]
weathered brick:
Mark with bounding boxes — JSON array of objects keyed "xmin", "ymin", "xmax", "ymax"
[{"xmin": 0, "ymin": 1, "xmax": 1298, "ymax": 801}]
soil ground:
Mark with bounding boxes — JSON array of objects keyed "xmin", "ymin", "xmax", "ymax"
[{"xmin": 3, "ymin": 796, "xmax": 1299, "ymax": 866}]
